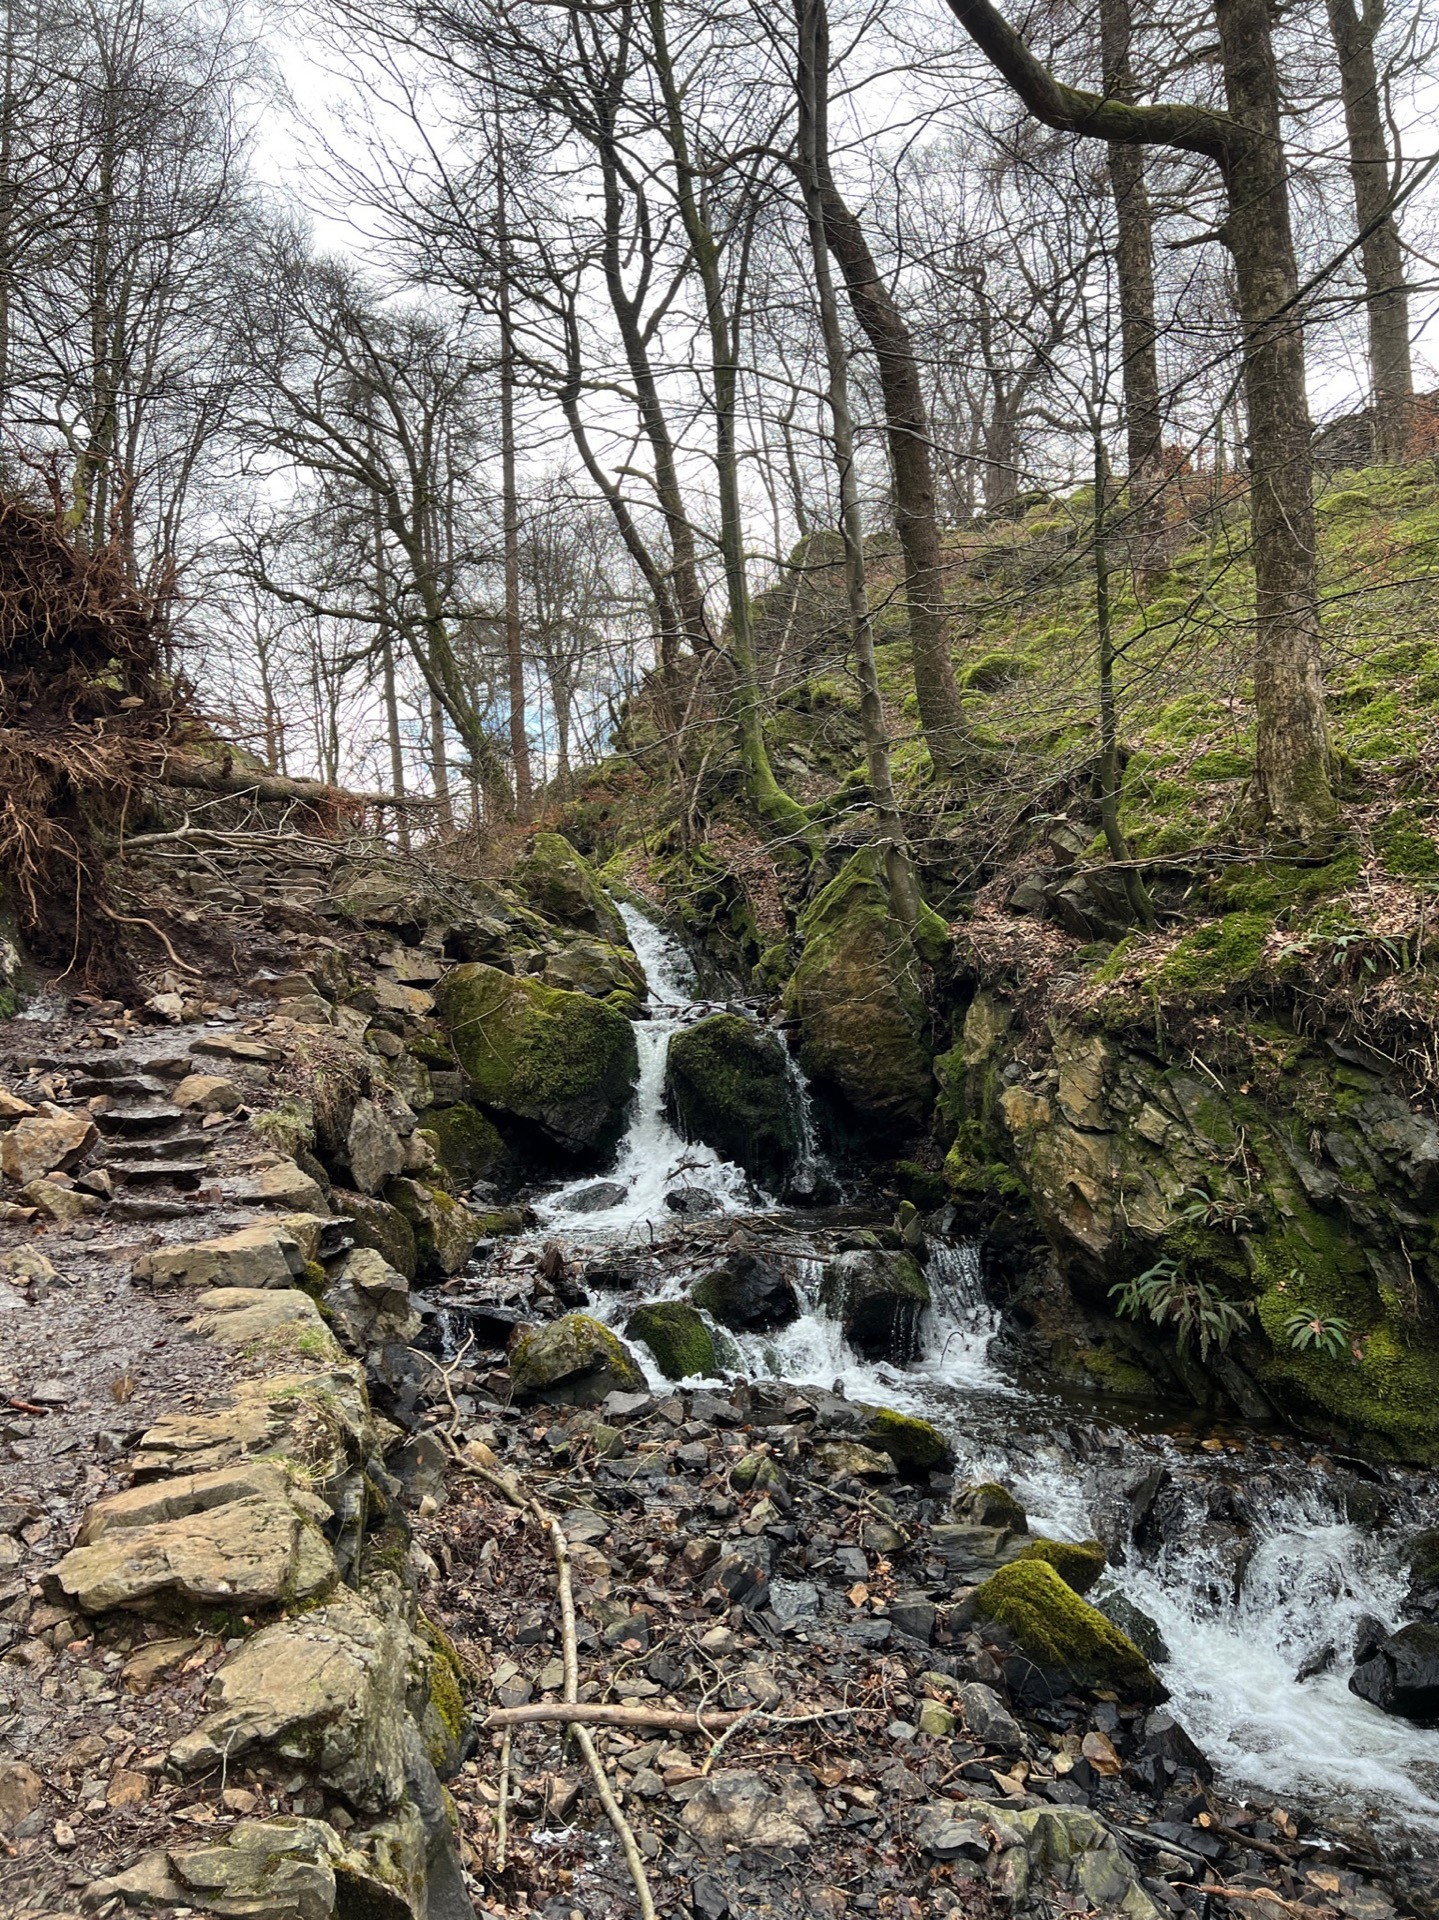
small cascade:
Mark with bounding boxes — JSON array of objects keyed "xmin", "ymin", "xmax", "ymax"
[{"xmin": 778, "ymin": 1038, "xmax": 834, "ymax": 1202}]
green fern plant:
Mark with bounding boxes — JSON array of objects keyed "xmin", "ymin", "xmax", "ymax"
[
  {"xmin": 1282, "ymin": 1309, "xmax": 1353, "ymax": 1361},
  {"xmin": 1109, "ymin": 1258, "xmax": 1252, "ymax": 1361}
]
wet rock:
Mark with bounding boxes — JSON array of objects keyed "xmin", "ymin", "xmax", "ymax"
[
  {"xmin": 434, "ymin": 962, "xmax": 638, "ymax": 1158},
  {"xmin": 421, "ymin": 1100, "xmax": 509, "ymax": 1189},
  {"xmin": 971, "ymin": 1558, "xmax": 1167, "ymax": 1703},
  {"xmin": 690, "ymin": 1244, "xmax": 798, "ymax": 1331},
  {"xmin": 666, "ymin": 1184, "xmax": 722, "ymax": 1214},
  {"xmin": 47, "ymin": 1465, "xmax": 335, "ymax": 1615},
  {"xmin": 510, "ymin": 1313, "xmax": 647, "ymax": 1406},
  {"xmin": 665, "ymin": 1013, "xmax": 800, "ymax": 1190},
  {"xmin": 679, "ymin": 1770, "xmax": 825, "ymax": 1850},
  {"xmin": 1348, "ymin": 1621, "xmax": 1439, "ymax": 1726},
  {"xmin": 542, "ymin": 936, "xmax": 648, "ymax": 1015},
  {"xmin": 959, "ymin": 1797, "xmax": 1166, "ymax": 1917},
  {"xmin": 1401, "ymin": 1527, "xmax": 1439, "ymax": 1623},
  {"xmin": 1140, "ymin": 1708, "xmax": 1212, "ymax": 1780},
  {"xmin": 1091, "ymin": 1582, "xmax": 1171, "ymax": 1664},
  {"xmin": 783, "ymin": 846, "xmax": 939, "ymax": 1132},
  {"xmin": 345, "ymin": 1096, "xmax": 406, "ymax": 1195},
  {"xmin": 132, "ymin": 1223, "xmax": 305, "ymax": 1291},
  {"xmin": 1, "ymin": 1108, "xmax": 97, "ymax": 1184},
  {"xmin": 625, "ymin": 1300, "xmax": 721, "ymax": 1380},
  {"xmin": 559, "ymin": 1180, "xmax": 629, "ymax": 1214},
  {"xmin": 170, "ymin": 1590, "xmax": 418, "ymax": 1811},
  {"xmin": 819, "ymin": 1248, "xmax": 930, "ymax": 1361},
  {"xmin": 323, "ymin": 1247, "xmax": 420, "ymax": 1352}
]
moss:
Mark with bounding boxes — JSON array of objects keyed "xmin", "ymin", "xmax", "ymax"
[
  {"xmin": 891, "ymin": 1160, "xmax": 946, "ymax": 1210},
  {"xmin": 513, "ymin": 830, "xmax": 628, "ymax": 943},
  {"xmin": 665, "ymin": 1013, "xmax": 799, "ymax": 1190},
  {"xmin": 1375, "ymin": 806, "xmax": 1439, "ymax": 880},
  {"xmin": 423, "ymin": 1102, "xmax": 509, "ymax": 1188},
  {"xmin": 1157, "ymin": 912, "xmax": 1272, "ymax": 994},
  {"xmin": 250, "ymin": 1098, "xmax": 317, "ymax": 1161},
  {"xmin": 434, "ymin": 962, "xmax": 638, "ymax": 1158},
  {"xmin": 419, "ymin": 1610, "xmax": 469, "ymax": 1766},
  {"xmin": 299, "ymin": 1260, "xmax": 328, "ymax": 1299},
  {"xmin": 510, "ymin": 1313, "xmax": 647, "ymax": 1403},
  {"xmin": 955, "ymin": 1481, "xmax": 1028, "ymax": 1531},
  {"xmin": 624, "ymin": 1301, "xmax": 719, "ymax": 1380},
  {"xmin": 960, "ymin": 649, "xmax": 1035, "ymax": 691},
  {"xmin": 341, "ymin": 1191, "xmax": 417, "ymax": 1281},
  {"xmin": 1014, "ymin": 1537, "xmax": 1107, "ymax": 1596},
  {"xmin": 972, "ymin": 1559, "xmax": 1166, "ymax": 1702},
  {"xmin": 862, "ymin": 1407, "xmax": 952, "ymax": 1475}
]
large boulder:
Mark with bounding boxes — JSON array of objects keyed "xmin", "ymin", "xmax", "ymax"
[
  {"xmin": 131, "ymin": 1368, "xmax": 373, "ymax": 1487},
  {"xmin": 625, "ymin": 1301, "xmax": 725, "ymax": 1380},
  {"xmin": 509, "ymin": 1314, "xmax": 647, "ymax": 1405},
  {"xmin": 971, "ymin": 1558, "xmax": 1167, "ymax": 1704},
  {"xmin": 1349, "ymin": 1621, "xmax": 1439, "ymax": 1726},
  {"xmin": 345, "ymin": 1097, "xmax": 406, "ymax": 1195},
  {"xmin": 783, "ymin": 848, "xmax": 940, "ymax": 1134},
  {"xmin": 543, "ymin": 938, "xmax": 647, "ymax": 1016},
  {"xmin": 665, "ymin": 1014, "xmax": 800, "ymax": 1190},
  {"xmin": 690, "ymin": 1243, "xmax": 798, "ymax": 1331},
  {"xmin": 132, "ymin": 1224, "xmax": 305, "ymax": 1292},
  {"xmin": 513, "ymin": 831, "xmax": 628, "ymax": 944},
  {"xmin": 820, "ymin": 1248, "xmax": 930, "ymax": 1361},
  {"xmin": 434, "ymin": 963, "xmax": 638, "ymax": 1159}
]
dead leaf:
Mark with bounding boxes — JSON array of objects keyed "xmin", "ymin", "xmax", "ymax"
[{"xmin": 1081, "ymin": 1730, "xmax": 1122, "ymax": 1776}]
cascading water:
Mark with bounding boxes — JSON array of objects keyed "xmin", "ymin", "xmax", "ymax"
[{"xmin": 451, "ymin": 903, "xmax": 1439, "ymax": 1851}]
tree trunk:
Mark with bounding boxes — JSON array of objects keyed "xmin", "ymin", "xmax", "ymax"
[
  {"xmin": 497, "ymin": 143, "xmax": 533, "ymax": 822},
  {"xmin": 1098, "ymin": 0, "xmax": 1166, "ymax": 566},
  {"xmin": 812, "ymin": 174, "xmax": 972, "ymax": 778},
  {"xmin": 794, "ymin": 0, "xmax": 920, "ymax": 928},
  {"xmin": 1214, "ymin": 0, "xmax": 1335, "ymax": 839},
  {"xmin": 1324, "ymin": 0, "xmax": 1412, "ymax": 462}
]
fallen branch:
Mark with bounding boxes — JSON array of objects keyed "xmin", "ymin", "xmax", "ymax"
[
  {"xmin": 493, "ymin": 1726, "xmax": 512, "ymax": 1874},
  {"xmin": 485, "ymin": 1702, "xmax": 750, "ymax": 1733},
  {"xmin": 154, "ymin": 752, "xmax": 436, "ymax": 811},
  {"xmin": 1204, "ymin": 1889, "xmax": 1309, "ymax": 1916}
]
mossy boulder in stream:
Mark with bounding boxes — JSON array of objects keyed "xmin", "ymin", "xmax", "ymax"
[
  {"xmin": 861, "ymin": 1407, "xmax": 952, "ymax": 1476},
  {"xmin": 509, "ymin": 1314, "xmax": 647, "ymax": 1406},
  {"xmin": 665, "ymin": 1013, "xmax": 800, "ymax": 1190},
  {"xmin": 434, "ymin": 963, "xmax": 638, "ymax": 1160},
  {"xmin": 625, "ymin": 1301, "xmax": 724, "ymax": 1381},
  {"xmin": 513, "ymin": 832, "xmax": 628, "ymax": 944},
  {"xmin": 783, "ymin": 847, "xmax": 940, "ymax": 1135},
  {"xmin": 819, "ymin": 1248, "xmax": 930, "ymax": 1362},
  {"xmin": 1014, "ymin": 1537, "xmax": 1107, "ymax": 1596},
  {"xmin": 973, "ymin": 1559, "xmax": 1167, "ymax": 1703}
]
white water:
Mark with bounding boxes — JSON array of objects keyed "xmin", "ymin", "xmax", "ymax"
[
  {"xmin": 516, "ymin": 904, "xmax": 1439, "ymax": 1839},
  {"xmin": 536, "ymin": 905, "xmax": 756, "ymax": 1233}
]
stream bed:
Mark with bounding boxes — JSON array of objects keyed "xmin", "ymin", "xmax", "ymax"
[{"xmin": 432, "ymin": 906, "xmax": 1439, "ymax": 1867}]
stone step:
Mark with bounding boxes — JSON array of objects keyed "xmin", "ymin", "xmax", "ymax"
[
  {"xmin": 110, "ymin": 1161, "xmax": 209, "ymax": 1190},
  {"xmin": 109, "ymin": 1196, "xmax": 194, "ymax": 1221},
  {"xmin": 95, "ymin": 1105, "xmax": 186, "ymax": 1137},
  {"xmin": 71, "ymin": 1073, "xmax": 171, "ymax": 1101},
  {"xmin": 49, "ymin": 1054, "xmax": 148, "ymax": 1080},
  {"xmin": 104, "ymin": 1133, "xmax": 211, "ymax": 1165}
]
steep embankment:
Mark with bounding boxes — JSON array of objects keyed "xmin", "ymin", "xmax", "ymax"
[{"xmin": 560, "ymin": 459, "xmax": 1439, "ymax": 1461}]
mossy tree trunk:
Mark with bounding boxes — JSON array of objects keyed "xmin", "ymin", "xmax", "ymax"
[{"xmin": 943, "ymin": 0, "xmax": 1338, "ymax": 847}]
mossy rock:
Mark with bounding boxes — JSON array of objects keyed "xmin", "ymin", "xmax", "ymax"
[
  {"xmin": 1157, "ymin": 912, "xmax": 1272, "ymax": 996},
  {"xmin": 819, "ymin": 1248, "xmax": 930, "ymax": 1362},
  {"xmin": 513, "ymin": 832, "xmax": 628, "ymax": 944},
  {"xmin": 665, "ymin": 1013, "xmax": 800, "ymax": 1190},
  {"xmin": 1014, "ymin": 1537, "xmax": 1107, "ymax": 1596},
  {"xmin": 960, "ymin": 649, "xmax": 1034, "ymax": 691},
  {"xmin": 434, "ymin": 962, "xmax": 638, "ymax": 1159},
  {"xmin": 421, "ymin": 1102, "xmax": 509, "ymax": 1190},
  {"xmin": 509, "ymin": 1314, "xmax": 647, "ymax": 1406},
  {"xmin": 953, "ymin": 1482, "xmax": 1028, "ymax": 1533},
  {"xmin": 783, "ymin": 847, "xmax": 935, "ymax": 1134},
  {"xmin": 972, "ymin": 1559, "xmax": 1166, "ymax": 1703},
  {"xmin": 861, "ymin": 1407, "xmax": 952, "ymax": 1476},
  {"xmin": 383, "ymin": 1179, "xmax": 483, "ymax": 1278},
  {"xmin": 543, "ymin": 937, "xmax": 647, "ymax": 1016},
  {"xmin": 625, "ymin": 1300, "xmax": 720, "ymax": 1381},
  {"xmin": 335, "ymin": 1190, "xmax": 417, "ymax": 1283},
  {"xmin": 890, "ymin": 1160, "xmax": 946, "ymax": 1211}
]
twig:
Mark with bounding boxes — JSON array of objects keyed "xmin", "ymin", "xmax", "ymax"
[
  {"xmin": 535, "ymin": 1501, "xmax": 656, "ymax": 1920},
  {"xmin": 98, "ymin": 905, "xmax": 202, "ymax": 976},
  {"xmin": 487, "ymin": 1702, "xmax": 750, "ymax": 1733},
  {"xmin": 1204, "ymin": 1889, "xmax": 1309, "ymax": 1916},
  {"xmin": 494, "ymin": 1726, "xmax": 512, "ymax": 1874}
]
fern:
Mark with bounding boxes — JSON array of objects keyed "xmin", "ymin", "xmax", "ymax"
[
  {"xmin": 1282, "ymin": 1309, "xmax": 1353, "ymax": 1361},
  {"xmin": 1110, "ymin": 1258, "xmax": 1252, "ymax": 1361}
]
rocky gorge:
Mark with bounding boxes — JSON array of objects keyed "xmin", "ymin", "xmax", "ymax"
[{"xmin": 0, "ymin": 814, "xmax": 1435, "ymax": 1920}]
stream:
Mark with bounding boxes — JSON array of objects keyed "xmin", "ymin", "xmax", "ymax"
[{"xmin": 442, "ymin": 906, "xmax": 1439, "ymax": 1858}]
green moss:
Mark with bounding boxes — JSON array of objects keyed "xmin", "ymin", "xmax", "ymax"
[
  {"xmin": 1158, "ymin": 912, "xmax": 1272, "ymax": 993},
  {"xmin": 972, "ymin": 1559, "xmax": 1166, "ymax": 1702},
  {"xmin": 513, "ymin": 831, "xmax": 628, "ymax": 943},
  {"xmin": 1014, "ymin": 1537, "xmax": 1107, "ymax": 1596},
  {"xmin": 624, "ymin": 1300, "xmax": 719, "ymax": 1380},
  {"xmin": 250, "ymin": 1098, "xmax": 317, "ymax": 1161},
  {"xmin": 960, "ymin": 650, "xmax": 1035, "ymax": 691},
  {"xmin": 423, "ymin": 1102, "xmax": 509, "ymax": 1188},
  {"xmin": 891, "ymin": 1160, "xmax": 946, "ymax": 1210},
  {"xmin": 861, "ymin": 1407, "xmax": 952, "ymax": 1475},
  {"xmin": 1375, "ymin": 806, "xmax": 1439, "ymax": 880},
  {"xmin": 665, "ymin": 1013, "xmax": 799, "ymax": 1189}
]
